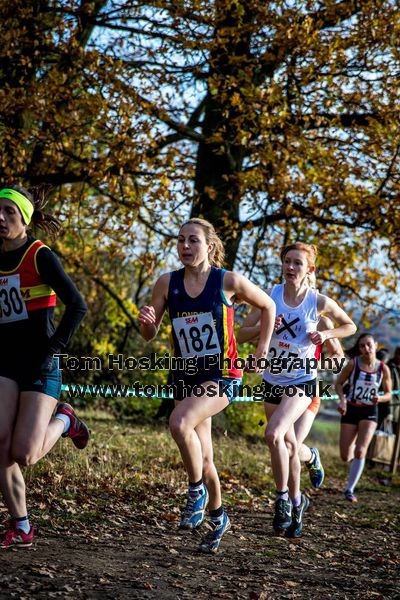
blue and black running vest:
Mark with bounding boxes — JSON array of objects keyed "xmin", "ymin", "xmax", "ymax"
[{"xmin": 167, "ymin": 267, "xmax": 242, "ymax": 383}]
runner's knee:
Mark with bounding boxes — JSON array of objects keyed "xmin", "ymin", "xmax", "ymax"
[
  {"xmin": 340, "ymin": 450, "xmax": 352, "ymax": 462},
  {"xmin": 0, "ymin": 434, "xmax": 13, "ymax": 466},
  {"xmin": 354, "ymin": 447, "xmax": 367, "ymax": 460},
  {"xmin": 285, "ymin": 438, "xmax": 297, "ymax": 458},
  {"xmin": 12, "ymin": 452, "xmax": 39, "ymax": 466},
  {"xmin": 11, "ymin": 443, "xmax": 40, "ymax": 466},
  {"xmin": 169, "ymin": 413, "xmax": 191, "ymax": 441},
  {"xmin": 265, "ymin": 427, "xmax": 283, "ymax": 448},
  {"xmin": 0, "ymin": 431, "xmax": 12, "ymax": 452}
]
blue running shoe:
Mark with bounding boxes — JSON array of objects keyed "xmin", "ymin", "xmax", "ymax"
[
  {"xmin": 306, "ymin": 447, "xmax": 325, "ymax": 489},
  {"xmin": 272, "ymin": 498, "xmax": 292, "ymax": 532},
  {"xmin": 198, "ymin": 511, "xmax": 231, "ymax": 554},
  {"xmin": 179, "ymin": 486, "xmax": 208, "ymax": 529},
  {"xmin": 285, "ymin": 493, "xmax": 310, "ymax": 538}
]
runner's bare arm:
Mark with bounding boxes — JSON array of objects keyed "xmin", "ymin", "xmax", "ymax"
[
  {"xmin": 223, "ymin": 272, "xmax": 276, "ymax": 363},
  {"xmin": 318, "ymin": 315, "xmax": 344, "ymax": 359},
  {"xmin": 311, "ymin": 295, "xmax": 356, "ymax": 345},
  {"xmin": 236, "ymin": 307, "xmax": 261, "ymax": 344},
  {"xmin": 323, "ymin": 337, "xmax": 344, "ymax": 359},
  {"xmin": 138, "ymin": 273, "xmax": 170, "ymax": 341},
  {"xmin": 335, "ymin": 359, "xmax": 354, "ymax": 414},
  {"xmin": 236, "ymin": 287, "xmax": 279, "ymax": 345},
  {"xmin": 376, "ymin": 364, "xmax": 392, "ymax": 403}
]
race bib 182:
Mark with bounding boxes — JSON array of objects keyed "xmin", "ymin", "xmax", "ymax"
[{"xmin": 172, "ymin": 312, "xmax": 221, "ymax": 358}]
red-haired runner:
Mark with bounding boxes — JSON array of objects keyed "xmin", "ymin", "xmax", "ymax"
[{"xmin": 238, "ymin": 242, "xmax": 355, "ymax": 537}]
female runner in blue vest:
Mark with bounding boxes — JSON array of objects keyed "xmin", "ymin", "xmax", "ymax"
[
  {"xmin": 0, "ymin": 185, "xmax": 88, "ymax": 548},
  {"xmin": 335, "ymin": 333, "xmax": 391, "ymax": 502},
  {"xmin": 237, "ymin": 242, "xmax": 356, "ymax": 537},
  {"xmin": 138, "ymin": 218, "xmax": 275, "ymax": 553}
]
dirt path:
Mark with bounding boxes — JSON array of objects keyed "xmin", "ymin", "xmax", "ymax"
[{"xmin": 1, "ymin": 481, "xmax": 399, "ymax": 599}]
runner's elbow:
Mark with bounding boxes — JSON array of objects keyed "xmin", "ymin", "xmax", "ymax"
[{"xmin": 348, "ymin": 322, "xmax": 357, "ymax": 335}]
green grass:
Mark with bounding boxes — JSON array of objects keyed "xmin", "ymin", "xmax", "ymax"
[{"xmin": 20, "ymin": 409, "xmax": 397, "ymax": 527}]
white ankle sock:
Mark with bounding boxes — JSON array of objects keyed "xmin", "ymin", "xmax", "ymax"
[
  {"xmin": 16, "ymin": 516, "xmax": 30, "ymax": 534},
  {"xmin": 291, "ymin": 494, "xmax": 302, "ymax": 507},
  {"xmin": 346, "ymin": 458, "xmax": 365, "ymax": 493},
  {"xmin": 54, "ymin": 413, "xmax": 70, "ymax": 434}
]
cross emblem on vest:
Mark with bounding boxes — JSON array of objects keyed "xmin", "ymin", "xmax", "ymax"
[{"xmin": 276, "ymin": 316, "xmax": 300, "ymax": 339}]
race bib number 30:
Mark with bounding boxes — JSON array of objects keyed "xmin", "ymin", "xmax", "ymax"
[
  {"xmin": 173, "ymin": 312, "xmax": 221, "ymax": 358},
  {"xmin": 0, "ymin": 274, "xmax": 28, "ymax": 323}
]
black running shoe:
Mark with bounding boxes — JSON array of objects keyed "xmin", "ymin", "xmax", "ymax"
[
  {"xmin": 285, "ymin": 494, "xmax": 310, "ymax": 538},
  {"xmin": 272, "ymin": 498, "xmax": 292, "ymax": 532}
]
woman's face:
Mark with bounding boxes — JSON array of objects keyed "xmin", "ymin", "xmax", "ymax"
[
  {"xmin": 282, "ymin": 249, "xmax": 313, "ymax": 285},
  {"xmin": 177, "ymin": 224, "xmax": 212, "ymax": 267},
  {"xmin": 0, "ymin": 198, "xmax": 26, "ymax": 240},
  {"xmin": 358, "ymin": 335, "xmax": 377, "ymax": 358}
]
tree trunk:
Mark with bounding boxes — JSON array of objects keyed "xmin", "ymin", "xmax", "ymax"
[{"xmin": 191, "ymin": 0, "xmax": 255, "ymax": 269}]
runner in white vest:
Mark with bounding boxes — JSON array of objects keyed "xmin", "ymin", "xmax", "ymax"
[
  {"xmin": 238, "ymin": 242, "xmax": 356, "ymax": 537},
  {"xmin": 238, "ymin": 279, "xmax": 345, "ymax": 492}
]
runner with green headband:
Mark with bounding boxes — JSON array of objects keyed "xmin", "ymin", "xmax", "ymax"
[
  {"xmin": 0, "ymin": 188, "xmax": 34, "ymax": 225},
  {"xmin": 0, "ymin": 184, "xmax": 89, "ymax": 549}
]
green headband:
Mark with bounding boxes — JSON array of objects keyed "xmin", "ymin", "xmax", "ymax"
[{"xmin": 0, "ymin": 188, "xmax": 34, "ymax": 225}]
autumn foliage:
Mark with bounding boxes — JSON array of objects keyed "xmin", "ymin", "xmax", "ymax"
[{"xmin": 0, "ymin": 1, "xmax": 399, "ymax": 368}]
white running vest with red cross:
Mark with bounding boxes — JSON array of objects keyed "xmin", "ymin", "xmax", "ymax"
[{"xmin": 263, "ymin": 284, "xmax": 318, "ymax": 385}]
